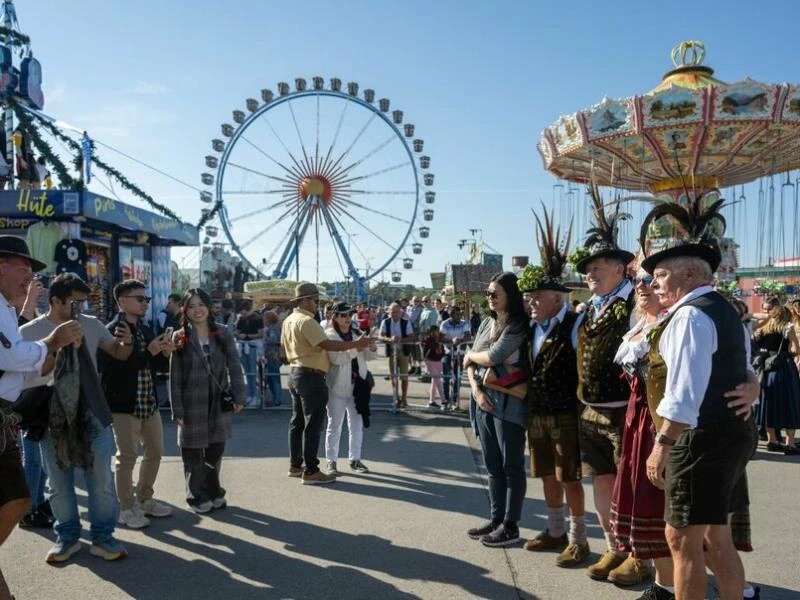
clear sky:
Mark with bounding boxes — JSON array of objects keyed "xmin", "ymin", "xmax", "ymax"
[{"xmin": 16, "ymin": 0, "xmax": 800, "ymax": 286}]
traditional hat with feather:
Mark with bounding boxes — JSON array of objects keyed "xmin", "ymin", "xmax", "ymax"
[
  {"xmin": 639, "ymin": 190, "xmax": 726, "ymax": 274},
  {"xmin": 574, "ymin": 180, "xmax": 634, "ymax": 274},
  {"xmin": 518, "ymin": 203, "xmax": 572, "ymax": 293}
]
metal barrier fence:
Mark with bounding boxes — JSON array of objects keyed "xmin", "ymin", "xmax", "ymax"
[{"xmin": 158, "ymin": 340, "xmax": 474, "ymax": 412}]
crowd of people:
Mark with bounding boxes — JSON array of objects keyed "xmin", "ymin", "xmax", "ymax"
[{"xmin": 1, "ymin": 187, "xmax": 796, "ymax": 599}]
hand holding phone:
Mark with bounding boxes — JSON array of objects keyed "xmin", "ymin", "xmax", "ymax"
[
  {"xmin": 70, "ymin": 301, "xmax": 80, "ymax": 320},
  {"xmin": 164, "ymin": 326, "xmax": 174, "ymax": 340}
]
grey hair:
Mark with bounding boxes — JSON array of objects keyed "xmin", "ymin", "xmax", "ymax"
[{"xmin": 660, "ymin": 256, "xmax": 713, "ymax": 281}]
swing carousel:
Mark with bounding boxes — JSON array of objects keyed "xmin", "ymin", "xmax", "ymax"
[{"xmin": 538, "ymin": 41, "xmax": 800, "ymax": 293}]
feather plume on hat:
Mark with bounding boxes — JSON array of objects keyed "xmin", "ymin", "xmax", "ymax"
[
  {"xmin": 519, "ymin": 203, "xmax": 573, "ymax": 293},
  {"xmin": 573, "ymin": 180, "xmax": 635, "ymax": 274},
  {"xmin": 639, "ymin": 190, "xmax": 727, "ymax": 275}
]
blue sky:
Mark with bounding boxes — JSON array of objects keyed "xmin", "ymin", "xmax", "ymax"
[{"xmin": 17, "ymin": 0, "xmax": 800, "ymax": 285}]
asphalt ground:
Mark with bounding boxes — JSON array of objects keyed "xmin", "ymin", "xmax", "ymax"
[{"xmin": 2, "ymin": 360, "xmax": 799, "ymax": 599}]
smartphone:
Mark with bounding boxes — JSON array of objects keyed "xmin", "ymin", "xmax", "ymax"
[
  {"xmin": 70, "ymin": 301, "xmax": 80, "ymax": 320},
  {"xmin": 163, "ymin": 326, "xmax": 174, "ymax": 340}
]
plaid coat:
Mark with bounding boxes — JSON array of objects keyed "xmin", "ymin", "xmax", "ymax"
[{"xmin": 169, "ymin": 326, "xmax": 246, "ymax": 449}]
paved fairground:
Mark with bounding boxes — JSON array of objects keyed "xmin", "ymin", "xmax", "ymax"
[{"xmin": 2, "ymin": 358, "xmax": 799, "ymax": 600}]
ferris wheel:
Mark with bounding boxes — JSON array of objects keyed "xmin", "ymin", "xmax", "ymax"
[{"xmin": 199, "ymin": 77, "xmax": 435, "ymax": 288}]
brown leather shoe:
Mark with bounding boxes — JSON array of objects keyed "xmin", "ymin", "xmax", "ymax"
[
  {"xmin": 586, "ymin": 551, "xmax": 627, "ymax": 580},
  {"xmin": 523, "ymin": 530, "xmax": 568, "ymax": 552},
  {"xmin": 555, "ymin": 542, "xmax": 591, "ymax": 567},
  {"xmin": 608, "ymin": 556, "xmax": 652, "ymax": 586}
]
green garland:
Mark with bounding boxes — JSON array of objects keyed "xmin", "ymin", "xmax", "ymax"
[
  {"xmin": 25, "ymin": 109, "xmax": 182, "ymax": 222},
  {"xmin": 8, "ymin": 101, "xmax": 79, "ymax": 189},
  {"xmin": 0, "ymin": 26, "xmax": 30, "ymax": 46}
]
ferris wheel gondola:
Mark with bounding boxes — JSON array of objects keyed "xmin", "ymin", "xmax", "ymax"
[{"xmin": 200, "ymin": 77, "xmax": 435, "ymax": 287}]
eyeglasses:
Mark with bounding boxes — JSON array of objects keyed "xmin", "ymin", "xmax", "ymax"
[
  {"xmin": 122, "ymin": 295, "xmax": 151, "ymax": 303},
  {"xmin": 633, "ymin": 276, "xmax": 654, "ymax": 287},
  {"xmin": 485, "ymin": 290, "xmax": 498, "ymax": 299}
]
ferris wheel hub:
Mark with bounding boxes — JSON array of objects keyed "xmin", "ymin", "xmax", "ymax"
[{"xmin": 300, "ymin": 176, "xmax": 332, "ymax": 203}]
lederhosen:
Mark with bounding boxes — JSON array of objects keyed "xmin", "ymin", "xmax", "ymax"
[
  {"xmin": 576, "ymin": 294, "xmax": 634, "ymax": 474},
  {"xmin": 649, "ymin": 291, "xmax": 756, "ymax": 530},
  {"xmin": 524, "ymin": 313, "xmax": 581, "ymax": 481}
]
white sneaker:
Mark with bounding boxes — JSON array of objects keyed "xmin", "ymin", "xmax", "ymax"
[
  {"xmin": 191, "ymin": 501, "xmax": 213, "ymax": 514},
  {"xmin": 118, "ymin": 508, "xmax": 150, "ymax": 529},
  {"xmin": 139, "ymin": 498, "xmax": 173, "ymax": 518}
]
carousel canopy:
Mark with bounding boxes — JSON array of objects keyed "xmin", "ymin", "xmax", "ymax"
[{"xmin": 538, "ymin": 41, "xmax": 800, "ymax": 192}]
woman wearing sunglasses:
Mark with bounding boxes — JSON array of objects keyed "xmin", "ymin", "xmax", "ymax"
[{"xmin": 463, "ymin": 272, "xmax": 529, "ymax": 547}]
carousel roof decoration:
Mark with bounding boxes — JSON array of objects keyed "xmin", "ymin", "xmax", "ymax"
[
  {"xmin": 538, "ymin": 41, "xmax": 800, "ymax": 194},
  {"xmin": 640, "ymin": 189, "xmax": 728, "ymax": 273}
]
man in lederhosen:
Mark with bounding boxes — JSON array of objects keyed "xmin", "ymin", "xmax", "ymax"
[
  {"xmin": 642, "ymin": 195, "xmax": 757, "ymax": 600},
  {"xmin": 574, "ymin": 187, "xmax": 651, "ymax": 585},
  {"xmin": 520, "ymin": 209, "xmax": 590, "ymax": 568}
]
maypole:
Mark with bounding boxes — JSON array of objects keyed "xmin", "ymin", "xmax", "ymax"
[{"xmin": 1, "ymin": 0, "xmax": 17, "ymax": 189}]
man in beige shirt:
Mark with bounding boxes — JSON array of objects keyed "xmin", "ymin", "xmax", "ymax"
[{"xmin": 281, "ymin": 283, "xmax": 373, "ymax": 484}]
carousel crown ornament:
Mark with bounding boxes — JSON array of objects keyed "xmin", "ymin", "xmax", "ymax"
[
  {"xmin": 572, "ymin": 180, "xmax": 634, "ymax": 274},
  {"xmin": 518, "ymin": 204, "xmax": 572, "ymax": 293},
  {"xmin": 640, "ymin": 188, "xmax": 727, "ymax": 274}
]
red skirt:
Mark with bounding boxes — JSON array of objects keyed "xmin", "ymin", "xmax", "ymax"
[
  {"xmin": 610, "ymin": 376, "xmax": 753, "ymax": 557},
  {"xmin": 610, "ymin": 376, "xmax": 671, "ymax": 559}
]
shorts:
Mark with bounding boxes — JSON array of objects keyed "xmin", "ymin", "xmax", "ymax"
[
  {"xmin": 527, "ymin": 411, "xmax": 582, "ymax": 482},
  {"xmin": 665, "ymin": 418, "xmax": 755, "ymax": 529},
  {"xmin": 0, "ymin": 432, "xmax": 30, "ymax": 507},
  {"xmin": 388, "ymin": 353, "xmax": 410, "ymax": 377},
  {"xmin": 579, "ymin": 404, "xmax": 626, "ymax": 477}
]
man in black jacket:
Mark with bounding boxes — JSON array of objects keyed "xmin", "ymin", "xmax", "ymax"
[{"xmin": 98, "ymin": 280, "xmax": 174, "ymax": 530}]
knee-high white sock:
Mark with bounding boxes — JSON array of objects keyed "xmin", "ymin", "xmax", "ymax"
[
  {"xmin": 569, "ymin": 513, "xmax": 587, "ymax": 545},
  {"xmin": 547, "ymin": 504, "xmax": 566, "ymax": 537}
]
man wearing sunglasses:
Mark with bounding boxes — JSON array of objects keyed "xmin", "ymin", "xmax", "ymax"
[{"xmin": 98, "ymin": 280, "xmax": 175, "ymax": 530}]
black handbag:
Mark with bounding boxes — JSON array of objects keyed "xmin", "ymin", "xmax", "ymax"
[
  {"xmin": 13, "ymin": 385, "xmax": 53, "ymax": 439},
  {"xmin": 192, "ymin": 339, "xmax": 236, "ymax": 412}
]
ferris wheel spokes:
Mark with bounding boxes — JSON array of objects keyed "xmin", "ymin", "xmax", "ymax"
[
  {"xmin": 287, "ymin": 100, "xmax": 313, "ymax": 172},
  {"xmin": 228, "ymin": 196, "xmax": 296, "ymax": 224},
  {"xmin": 337, "ymin": 197, "xmax": 411, "ymax": 224},
  {"xmin": 327, "ymin": 201, "xmax": 400, "ymax": 253},
  {"xmin": 259, "ymin": 115, "xmax": 313, "ymax": 179},
  {"xmin": 273, "ymin": 198, "xmax": 315, "ymax": 279},
  {"xmin": 318, "ymin": 202, "xmax": 361, "ymax": 281},
  {"xmin": 238, "ymin": 203, "xmax": 299, "ymax": 251},
  {"xmin": 227, "ymin": 161, "xmax": 297, "ymax": 186},
  {"xmin": 237, "ymin": 135, "xmax": 306, "ymax": 182},
  {"xmin": 333, "ymin": 161, "xmax": 409, "ymax": 188}
]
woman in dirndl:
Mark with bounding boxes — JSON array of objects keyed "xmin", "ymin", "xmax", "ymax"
[
  {"xmin": 610, "ymin": 271, "xmax": 674, "ymax": 598},
  {"xmin": 753, "ymin": 304, "xmax": 800, "ymax": 455}
]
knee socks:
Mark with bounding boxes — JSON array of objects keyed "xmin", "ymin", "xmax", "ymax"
[
  {"xmin": 569, "ymin": 513, "xmax": 587, "ymax": 545},
  {"xmin": 547, "ymin": 504, "xmax": 566, "ymax": 538}
]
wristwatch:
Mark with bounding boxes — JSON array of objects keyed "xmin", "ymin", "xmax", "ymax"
[{"xmin": 655, "ymin": 432, "xmax": 676, "ymax": 446}]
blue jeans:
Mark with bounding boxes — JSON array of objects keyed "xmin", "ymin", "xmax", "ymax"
[
  {"xmin": 475, "ymin": 409, "xmax": 527, "ymax": 523},
  {"xmin": 265, "ymin": 359, "xmax": 282, "ymax": 404},
  {"xmin": 21, "ymin": 436, "xmax": 46, "ymax": 512},
  {"xmin": 239, "ymin": 344, "xmax": 259, "ymax": 399},
  {"xmin": 442, "ymin": 354, "xmax": 463, "ymax": 403},
  {"xmin": 40, "ymin": 424, "xmax": 119, "ymax": 544}
]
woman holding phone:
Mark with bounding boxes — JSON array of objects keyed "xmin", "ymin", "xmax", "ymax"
[{"xmin": 169, "ymin": 288, "xmax": 247, "ymax": 514}]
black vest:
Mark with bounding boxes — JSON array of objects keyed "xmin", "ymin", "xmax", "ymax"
[
  {"xmin": 576, "ymin": 293, "xmax": 634, "ymax": 405},
  {"xmin": 650, "ymin": 291, "xmax": 747, "ymax": 428},
  {"xmin": 526, "ymin": 312, "xmax": 579, "ymax": 415}
]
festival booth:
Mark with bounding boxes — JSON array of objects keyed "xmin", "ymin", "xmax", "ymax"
[{"xmin": 0, "ymin": 188, "xmax": 198, "ymax": 322}]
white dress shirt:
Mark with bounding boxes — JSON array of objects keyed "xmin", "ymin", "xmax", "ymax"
[
  {"xmin": 655, "ymin": 285, "xmax": 718, "ymax": 428},
  {"xmin": 0, "ymin": 292, "xmax": 48, "ymax": 403},
  {"xmin": 531, "ymin": 303, "xmax": 579, "ymax": 362}
]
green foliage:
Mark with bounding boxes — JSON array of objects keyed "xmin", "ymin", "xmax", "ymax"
[
  {"xmin": 753, "ymin": 279, "xmax": 786, "ymax": 297},
  {"xmin": 567, "ymin": 247, "xmax": 590, "ymax": 272},
  {"xmin": 516, "ymin": 263, "xmax": 545, "ymax": 292}
]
